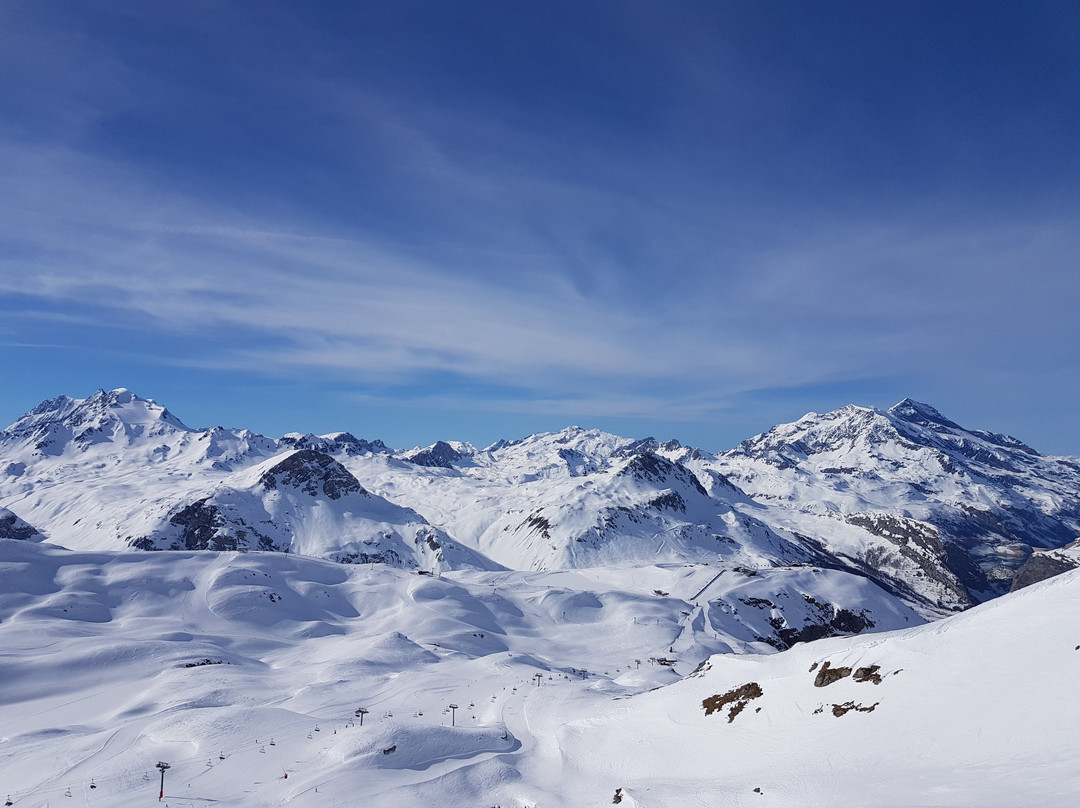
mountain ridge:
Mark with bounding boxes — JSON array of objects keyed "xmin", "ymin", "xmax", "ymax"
[{"xmin": 3, "ymin": 388, "xmax": 1078, "ymax": 617}]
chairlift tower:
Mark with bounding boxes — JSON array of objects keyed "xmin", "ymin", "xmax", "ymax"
[
  {"xmin": 156, "ymin": 761, "xmax": 171, "ymax": 801},
  {"xmin": 448, "ymin": 703, "xmax": 458, "ymax": 726}
]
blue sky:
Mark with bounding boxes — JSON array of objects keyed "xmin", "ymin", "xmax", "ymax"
[{"xmin": 2, "ymin": 1, "xmax": 1079, "ymax": 453}]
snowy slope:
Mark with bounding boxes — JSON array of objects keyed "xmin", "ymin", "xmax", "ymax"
[
  {"xmin": 545, "ymin": 567, "xmax": 1080, "ymax": 807},
  {"xmin": 0, "ymin": 538, "xmax": 1075, "ymax": 807}
]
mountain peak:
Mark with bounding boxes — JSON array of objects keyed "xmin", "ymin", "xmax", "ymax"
[
  {"xmin": 4, "ymin": 388, "xmax": 193, "ymax": 454},
  {"xmin": 403, "ymin": 440, "xmax": 465, "ymax": 468},
  {"xmin": 617, "ymin": 450, "xmax": 709, "ymax": 497},
  {"xmin": 259, "ymin": 449, "xmax": 368, "ymax": 499},
  {"xmin": 888, "ymin": 398, "xmax": 960, "ymax": 429}
]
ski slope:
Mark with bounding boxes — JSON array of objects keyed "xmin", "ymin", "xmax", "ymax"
[{"xmin": 1, "ymin": 538, "xmax": 1077, "ymax": 807}]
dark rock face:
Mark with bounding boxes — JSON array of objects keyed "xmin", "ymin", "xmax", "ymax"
[
  {"xmin": 406, "ymin": 441, "xmax": 461, "ymax": 469},
  {"xmin": 1010, "ymin": 550, "xmax": 1080, "ymax": 591},
  {"xmin": 259, "ymin": 450, "xmax": 366, "ymax": 499},
  {"xmin": 813, "ymin": 661, "xmax": 853, "ymax": 687},
  {"xmin": 331, "ymin": 549, "xmax": 405, "ymax": 566},
  {"xmin": 159, "ymin": 498, "xmax": 277, "ymax": 552},
  {"xmin": 751, "ymin": 594, "xmax": 876, "ymax": 651},
  {"xmin": 167, "ymin": 499, "xmax": 233, "ymax": 551},
  {"xmin": 846, "ymin": 513, "xmax": 974, "ymax": 608},
  {"xmin": 773, "ymin": 606, "xmax": 874, "ymax": 649},
  {"xmin": 518, "ymin": 510, "xmax": 553, "ymax": 539},
  {"xmin": 620, "ymin": 452, "xmax": 708, "ymax": 497},
  {"xmin": 648, "ymin": 491, "xmax": 687, "ymax": 512},
  {"xmin": 0, "ymin": 508, "xmax": 39, "ymax": 540}
]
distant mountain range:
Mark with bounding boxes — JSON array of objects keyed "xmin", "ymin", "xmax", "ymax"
[{"xmin": 2, "ymin": 389, "xmax": 1078, "ymax": 646}]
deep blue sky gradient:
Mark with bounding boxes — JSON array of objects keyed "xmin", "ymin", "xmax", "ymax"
[{"xmin": 2, "ymin": 1, "xmax": 1078, "ymax": 452}]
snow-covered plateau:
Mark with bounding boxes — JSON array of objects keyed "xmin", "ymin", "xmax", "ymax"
[{"xmin": 1, "ymin": 389, "xmax": 1078, "ymax": 806}]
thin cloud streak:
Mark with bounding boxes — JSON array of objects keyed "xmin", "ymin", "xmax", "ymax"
[
  {"xmin": 0, "ymin": 143, "xmax": 769, "ymax": 386},
  {"xmin": 3, "ymin": 133, "xmax": 1078, "ymax": 425}
]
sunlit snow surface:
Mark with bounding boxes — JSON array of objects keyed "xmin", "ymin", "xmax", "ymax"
[
  {"xmin": 3, "ymin": 390, "xmax": 1080, "ymax": 805},
  {"xmin": 2, "ymin": 539, "xmax": 1078, "ymax": 807}
]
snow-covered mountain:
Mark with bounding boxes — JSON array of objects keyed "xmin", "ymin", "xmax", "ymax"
[
  {"xmin": 4, "ymin": 387, "xmax": 194, "ymax": 454},
  {"xmin": 128, "ymin": 449, "xmax": 494, "ymax": 571},
  {"xmin": 705, "ymin": 399, "xmax": 1080, "ymax": 604},
  {"xmin": 3, "ymin": 389, "xmax": 1079, "ymax": 625},
  {"xmin": 0, "ymin": 390, "xmax": 488, "ymax": 572},
  {"xmin": 2, "ymin": 387, "xmax": 278, "ymax": 470},
  {"xmin": 343, "ymin": 427, "xmax": 810, "ymax": 573}
]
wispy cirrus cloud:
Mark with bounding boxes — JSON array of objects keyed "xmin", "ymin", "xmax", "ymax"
[{"xmin": 3, "ymin": 130, "xmax": 1079, "ymax": 423}]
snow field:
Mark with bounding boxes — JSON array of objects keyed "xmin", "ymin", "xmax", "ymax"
[
  {"xmin": 5, "ymin": 538, "xmax": 1079, "ymax": 806},
  {"xmin": 0, "ymin": 542, "xmax": 772, "ymax": 806}
]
